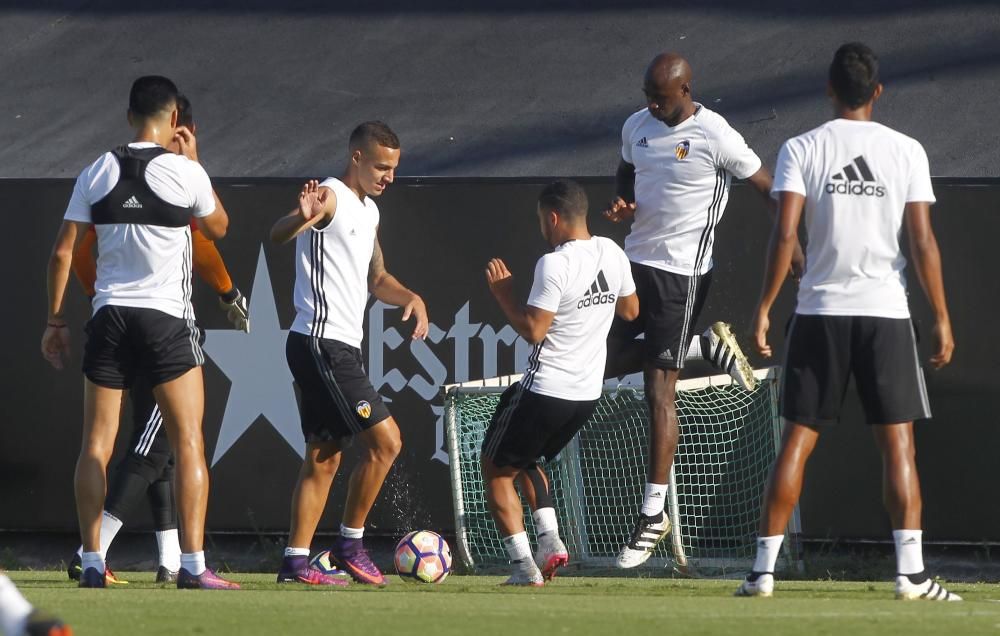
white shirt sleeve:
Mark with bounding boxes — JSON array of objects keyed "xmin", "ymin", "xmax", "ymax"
[
  {"xmin": 906, "ymin": 141, "xmax": 936, "ymax": 204},
  {"xmin": 772, "ymin": 139, "xmax": 807, "ymax": 197},
  {"xmin": 64, "ymin": 172, "xmax": 94, "ymax": 223},
  {"xmin": 621, "ymin": 118, "xmax": 634, "ymax": 164},
  {"xmin": 185, "ymin": 160, "xmax": 217, "ymax": 218},
  {"xmin": 64, "ymin": 153, "xmax": 117, "ymax": 223},
  {"xmin": 712, "ymin": 123, "xmax": 762, "ymax": 180},
  {"xmin": 526, "ymin": 254, "xmax": 564, "ymax": 313},
  {"xmin": 618, "ymin": 249, "xmax": 637, "ymax": 296}
]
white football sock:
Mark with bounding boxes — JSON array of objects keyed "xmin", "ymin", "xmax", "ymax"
[
  {"xmin": 0, "ymin": 574, "xmax": 33, "ymax": 636},
  {"xmin": 640, "ymin": 483, "xmax": 668, "ymax": 517},
  {"xmin": 752, "ymin": 535, "xmax": 784, "ymax": 573},
  {"xmin": 532, "ymin": 507, "xmax": 559, "ymax": 538},
  {"xmin": 180, "ymin": 551, "xmax": 206, "ymax": 576},
  {"xmin": 81, "ymin": 551, "xmax": 105, "ymax": 574},
  {"xmin": 99, "ymin": 510, "xmax": 124, "ymax": 559},
  {"xmin": 893, "ymin": 529, "xmax": 925, "ymax": 575},
  {"xmin": 156, "ymin": 529, "xmax": 182, "ymax": 571},
  {"xmin": 686, "ymin": 335, "xmax": 705, "ymax": 361},
  {"xmin": 340, "ymin": 524, "xmax": 364, "ymax": 540},
  {"xmin": 284, "ymin": 547, "xmax": 310, "ymax": 558},
  {"xmin": 502, "ymin": 532, "xmax": 532, "ymax": 562}
]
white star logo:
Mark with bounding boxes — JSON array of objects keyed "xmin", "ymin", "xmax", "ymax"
[{"xmin": 203, "ymin": 247, "xmax": 304, "ymax": 466}]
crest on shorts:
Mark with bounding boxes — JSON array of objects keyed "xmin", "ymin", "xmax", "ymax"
[
  {"xmin": 356, "ymin": 400, "xmax": 372, "ymax": 419},
  {"xmin": 675, "ymin": 140, "xmax": 690, "ymax": 160}
]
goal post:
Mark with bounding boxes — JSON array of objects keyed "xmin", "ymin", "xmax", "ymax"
[{"xmin": 443, "ymin": 367, "xmax": 802, "ymax": 576}]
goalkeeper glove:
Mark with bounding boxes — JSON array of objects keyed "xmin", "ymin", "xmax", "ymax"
[{"xmin": 219, "ymin": 288, "xmax": 250, "ymax": 333}]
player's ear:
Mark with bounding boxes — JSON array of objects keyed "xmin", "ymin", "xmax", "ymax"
[
  {"xmin": 352, "ymin": 149, "xmax": 362, "ymax": 165},
  {"xmin": 872, "ymin": 83, "xmax": 883, "ymax": 102},
  {"xmin": 169, "ymin": 107, "xmax": 178, "ymax": 129},
  {"xmin": 681, "ymin": 81, "xmax": 691, "ymax": 97}
]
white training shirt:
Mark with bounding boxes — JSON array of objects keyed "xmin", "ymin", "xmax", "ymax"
[
  {"xmin": 290, "ymin": 177, "xmax": 379, "ymax": 348},
  {"xmin": 63, "ymin": 142, "xmax": 216, "ymax": 319},
  {"xmin": 773, "ymin": 119, "xmax": 935, "ymax": 318},
  {"xmin": 621, "ymin": 104, "xmax": 762, "ymax": 275},
  {"xmin": 522, "ymin": 236, "xmax": 637, "ymax": 401}
]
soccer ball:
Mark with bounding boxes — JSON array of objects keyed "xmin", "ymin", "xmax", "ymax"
[
  {"xmin": 309, "ymin": 550, "xmax": 349, "ymax": 578},
  {"xmin": 394, "ymin": 530, "xmax": 452, "ymax": 583}
]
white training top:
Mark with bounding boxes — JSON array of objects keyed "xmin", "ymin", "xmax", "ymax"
[
  {"xmin": 522, "ymin": 236, "xmax": 637, "ymax": 401},
  {"xmin": 621, "ymin": 104, "xmax": 762, "ymax": 276},
  {"xmin": 63, "ymin": 142, "xmax": 216, "ymax": 319},
  {"xmin": 290, "ymin": 177, "xmax": 380, "ymax": 348},
  {"xmin": 772, "ymin": 119, "xmax": 936, "ymax": 318}
]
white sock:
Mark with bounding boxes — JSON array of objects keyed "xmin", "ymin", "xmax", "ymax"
[
  {"xmin": 502, "ymin": 532, "xmax": 532, "ymax": 562},
  {"xmin": 180, "ymin": 551, "xmax": 206, "ymax": 576},
  {"xmin": 156, "ymin": 529, "xmax": 182, "ymax": 571},
  {"xmin": 284, "ymin": 547, "xmax": 310, "ymax": 558},
  {"xmin": 81, "ymin": 551, "xmax": 105, "ymax": 574},
  {"xmin": 640, "ymin": 483, "xmax": 668, "ymax": 517},
  {"xmin": 340, "ymin": 524, "xmax": 364, "ymax": 539},
  {"xmin": 752, "ymin": 534, "xmax": 784, "ymax": 573},
  {"xmin": 99, "ymin": 510, "xmax": 124, "ymax": 559},
  {"xmin": 686, "ymin": 335, "xmax": 705, "ymax": 361},
  {"xmin": 893, "ymin": 529, "xmax": 925, "ymax": 576},
  {"xmin": 0, "ymin": 574, "xmax": 33, "ymax": 636},
  {"xmin": 532, "ymin": 507, "xmax": 559, "ymax": 538}
]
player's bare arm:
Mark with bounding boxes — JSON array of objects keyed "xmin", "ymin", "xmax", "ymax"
[
  {"xmin": 270, "ymin": 180, "xmax": 336, "ymax": 244},
  {"xmin": 368, "ymin": 233, "xmax": 428, "ymax": 340},
  {"xmin": 751, "ymin": 190, "xmax": 805, "ymax": 358},
  {"xmin": 604, "ymin": 160, "xmax": 637, "ymax": 223},
  {"xmin": 615, "ymin": 293, "xmax": 639, "ymax": 321},
  {"xmin": 905, "ymin": 201, "xmax": 953, "ymax": 369},
  {"xmin": 484, "ymin": 258, "xmax": 555, "ymax": 344},
  {"xmin": 173, "ymin": 127, "xmax": 228, "ymax": 240},
  {"xmin": 42, "ymin": 220, "xmax": 88, "ymax": 369},
  {"xmin": 746, "ymin": 167, "xmax": 806, "ymax": 279}
]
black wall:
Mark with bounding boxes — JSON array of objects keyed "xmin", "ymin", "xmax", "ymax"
[{"xmin": 1, "ymin": 177, "xmax": 996, "ymax": 542}]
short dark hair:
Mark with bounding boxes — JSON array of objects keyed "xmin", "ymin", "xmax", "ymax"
[
  {"xmin": 128, "ymin": 75, "xmax": 179, "ymax": 118},
  {"xmin": 349, "ymin": 121, "xmax": 400, "ymax": 152},
  {"xmin": 829, "ymin": 42, "xmax": 880, "ymax": 109},
  {"xmin": 538, "ymin": 179, "xmax": 588, "ymax": 221},
  {"xmin": 176, "ymin": 94, "xmax": 193, "ymax": 128}
]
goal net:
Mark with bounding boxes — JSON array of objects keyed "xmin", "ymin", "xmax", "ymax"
[{"xmin": 443, "ymin": 367, "xmax": 801, "ymax": 576}]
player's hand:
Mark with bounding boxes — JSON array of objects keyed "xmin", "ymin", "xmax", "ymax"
[
  {"xmin": 173, "ymin": 126, "xmax": 199, "ymax": 162},
  {"xmin": 41, "ymin": 324, "xmax": 71, "ymax": 370},
  {"xmin": 485, "ymin": 258, "xmax": 513, "ymax": 296},
  {"xmin": 603, "ymin": 197, "xmax": 636, "ymax": 223},
  {"xmin": 402, "ymin": 294, "xmax": 429, "ymax": 340},
  {"xmin": 929, "ymin": 319, "xmax": 954, "ymax": 369},
  {"xmin": 298, "ymin": 180, "xmax": 329, "ymax": 221},
  {"xmin": 219, "ymin": 288, "xmax": 250, "ymax": 333},
  {"xmin": 751, "ymin": 305, "xmax": 772, "ymax": 358}
]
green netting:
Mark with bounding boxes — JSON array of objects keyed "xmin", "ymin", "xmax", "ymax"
[{"xmin": 445, "ymin": 372, "xmax": 782, "ymax": 575}]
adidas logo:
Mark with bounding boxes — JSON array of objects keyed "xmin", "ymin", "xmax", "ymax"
[
  {"xmin": 122, "ymin": 195, "xmax": 143, "ymax": 209},
  {"xmin": 577, "ymin": 270, "xmax": 617, "ymax": 309},
  {"xmin": 657, "ymin": 350, "xmax": 675, "ymax": 362},
  {"xmin": 826, "ymin": 156, "xmax": 885, "ymax": 197},
  {"xmin": 901, "ymin": 537, "xmax": 918, "ymax": 546},
  {"xmin": 636, "ymin": 137, "xmax": 649, "ymax": 148}
]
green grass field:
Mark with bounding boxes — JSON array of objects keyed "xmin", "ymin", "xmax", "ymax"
[{"xmin": 9, "ymin": 571, "xmax": 1000, "ymax": 636}]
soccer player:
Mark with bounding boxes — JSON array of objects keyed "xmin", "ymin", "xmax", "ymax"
[
  {"xmin": 65, "ymin": 95, "xmax": 250, "ymax": 585},
  {"xmin": 482, "ymin": 180, "xmax": 638, "ymax": 585},
  {"xmin": 271, "ymin": 121, "xmax": 428, "ymax": 586},
  {"xmin": 605, "ymin": 52, "xmax": 787, "ymax": 568},
  {"xmin": 41, "ymin": 76, "xmax": 238, "ymax": 589},
  {"xmin": 737, "ymin": 43, "xmax": 960, "ymax": 601},
  {"xmin": 0, "ymin": 573, "xmax": 71, "ymax": 636}
]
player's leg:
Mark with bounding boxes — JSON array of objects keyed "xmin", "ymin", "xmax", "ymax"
[
  {"xmin": 738, "ymin": 315, "xmax": 848, "ymax": 597},
  {"xmin": 148, "ymin": 462, "xmax": 181, "ymax": 583},
  {"xmin": 278, "ymin": 440, "xmax": 348, "ymax": 586},
  {"xmin": 856, "ymin": 317, "xmax": 959, "ymax": 601},
  {"xmin": 604, "ymin": 262, "xmax": 647, "ymax": 380},
  {"xmin": 480, "ymin": 383, "xmax": 550, "ymax": 585},
  {"xmin": 0, "ymin": 573, "xmax": 71, "ymax": 636}
]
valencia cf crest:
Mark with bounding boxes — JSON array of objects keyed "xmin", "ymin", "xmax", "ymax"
[
  {"xmin": 356, "ymin": 400, "xmax": 372, "ymax": 419},
  {"xmin": 675, "ymin": 140, "xmax": 690, "ymax": 160}
]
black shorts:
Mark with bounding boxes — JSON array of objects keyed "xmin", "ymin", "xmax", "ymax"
[
  {"xmin": 83, "ymin": 305, "xmax": 205, "ymax": 389},
  {"xmin": 481, "ymin": 383, "xmax": 598, "ymax": 469},
  {"xmin": 608, "ymin": 263, "xmax": 712, "ymax": 370},
  {"xmin": 781, "ymin": 314, "xmax": 932, "ymax": 426},
  {"xmin": 286, "ymin": 331, "xmax": 391, "ymax": 443}
]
